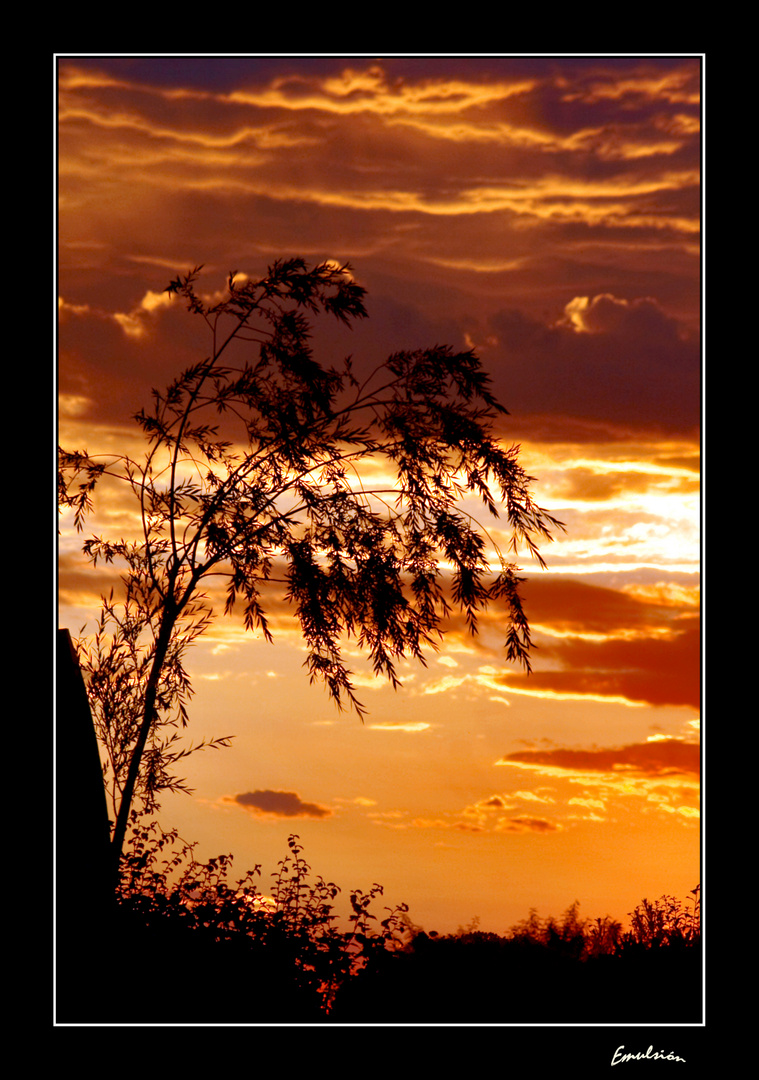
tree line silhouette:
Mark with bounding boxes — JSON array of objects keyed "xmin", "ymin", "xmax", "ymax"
[{"xmin": 58, "ymin": 819, "xmax": 701, "ymax": 1025}]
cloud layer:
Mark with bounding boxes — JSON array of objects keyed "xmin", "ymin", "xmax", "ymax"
[
  {"xmin": 58, "ymin": 56, "xmax": 700, "ymax": 441},
  {"xmin": 499, "ymin": 738, "xmax": 700, "ymax": 778}
]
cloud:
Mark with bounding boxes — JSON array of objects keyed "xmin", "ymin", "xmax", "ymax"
[
  {"xmin": 506, "ymin": 619, "xmax": 700, "ymax": 710},
  {"xmin": 496, "ymin": 738, "xmax": 700, "ymax": 825},
  {"xmin": 480, "ymin": 293, "xmax": 699, "ymax": 437},
  {"xmin": 498, "ymin": 737, "xmax": 700, "ymax": 779},
  {"xmin": 554, "ymin": 461, "xmax": 698, "ymax": 503},
  {"xmin": 497, "ymin": 817, "xmax": 560, "ymax": 834},
  {"xmin": 230, "ymin": 789, "xmax": 332, "ymax": 819},
  {"xmin": 57, "ymin": 56, "xmax": 700, "ymax": 447},
  {"xmin": 58, "ymin": 296, "xmax": 92, "ymax": 319},
  {"xmin": 502, "ymin": 578, "xmax": 700, "ymax": 710},
  {"xmin": 561, "ymin": 67, "xmax": 700, "ymax": 107},
  {"xmin": 413, "ymin": 578, "xmax": 699, "ymax": 711},
  {"xmin": 112, "ymin": 289, "xmax": 175, "ymax": 339},
  {"xmin": 481, "ymin": 795, "xmax": 508, "ymax": 809},
  {"xmin": 458, "ymin": 792, "xmax": 562, "ymax": 834},
  {"xmin": 522, "ymin": 576, "xmax": 697, "ymax": 636},
  {"xmin": 368, "ymin": 796, "xmax": 563, "ymax": 835},
  {"xmin": 59, "ymin": 393, "xmax": 94, "ymax": 418},
  {"xmin": 560, "ymin": 293, "xmax": 678, "ymax": 337},
  {"xmin": 366, "ymin": 721, "xmax": 431, "ymax": 732}
]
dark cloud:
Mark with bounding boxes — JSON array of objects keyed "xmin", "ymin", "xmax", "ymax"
[
  {"xmin": 232, "ymin": 790, "xmax": 331, "ymax": 819},
  {"xmin": 500, "ymin": 738, "xmax": 699, "ymax": 778},
  {"xmin": 482, "ymin": 294, "xmax": 699, "ymax": 438},
  {"xmin": 473, "ymin": 578, "xmax": 701, "ymax": 710},
  {"xmin": 66, "ymin": 55, "xmax": 350, "ymax": 92},
  {"xmin": 455, "ymin": 813, "xmax": 558, "ymax": 834},
  {"xmin": 520, "ymin": 577, "xmax": 695, "ymax": 635},
  {"xmin": 529, "ymin": 621, "xmax": 698, "ymax": 710},
  {"xmin": 498, "ymin": 652, "xmax": 699, "ymax": 711},
  {"xmin": 441, "ymin": 577, "xmax": 698, "ymax": 663},
  {"xmin": 58, "ymin": 56, "xmax": 700, "ymax": 441},
  {"xmin": 392, "ymin": 574, "xmax": 700, "ymax": 713},
  {"xmin": 500, "ymin": 817, "xmax": 560, "ymax": 834}
]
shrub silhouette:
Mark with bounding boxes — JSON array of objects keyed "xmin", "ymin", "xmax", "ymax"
[
  {"xmin": 58, "ymin": 821, "xmax": 700, "ymax": 1024},
  {"xmin": 60, "ymin": 820, "xmax": 410, "ymax": 1024},
  {"xmin": 332, "ymin": 895, "xmax": 701, "ymax": 1025}
]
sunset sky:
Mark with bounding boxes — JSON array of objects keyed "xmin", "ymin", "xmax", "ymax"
[{"xmin": 56, "ymin": 54, "xmax": 701, "ymax": 937}]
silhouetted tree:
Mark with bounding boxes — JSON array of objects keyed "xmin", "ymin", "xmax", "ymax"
[{"xmin": 58, "ymin": 257, "xmax": 563, "ymax": 886}]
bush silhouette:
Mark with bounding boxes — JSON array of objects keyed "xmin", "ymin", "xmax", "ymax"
[{"xmin": 57, "ymin": 821, "xmax": 701, "ymax": 1025}]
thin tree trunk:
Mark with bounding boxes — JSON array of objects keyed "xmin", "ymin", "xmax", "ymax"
[{"xmin": 109, "ymin": 608, "xmax": 176, "ymax": 887}]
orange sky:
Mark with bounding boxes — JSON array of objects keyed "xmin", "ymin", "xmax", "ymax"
[{"xmin": 56, "ymin": 54, "xmax": 701, "ymax": 937}]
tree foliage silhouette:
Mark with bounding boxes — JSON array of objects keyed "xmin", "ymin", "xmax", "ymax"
[{"xmin": 58, "ymin": 257, "xmax": 563, "ymax": 884}]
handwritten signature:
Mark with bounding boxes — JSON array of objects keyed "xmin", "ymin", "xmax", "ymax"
[{"xmin": 612, "ymin": 1046, "xmax": 686, "ymax": 1065}]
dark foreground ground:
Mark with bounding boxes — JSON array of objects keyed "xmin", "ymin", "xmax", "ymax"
[{"xmin": 57, "ymin": 910, "xmax": 702, "ymax": 1026}]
